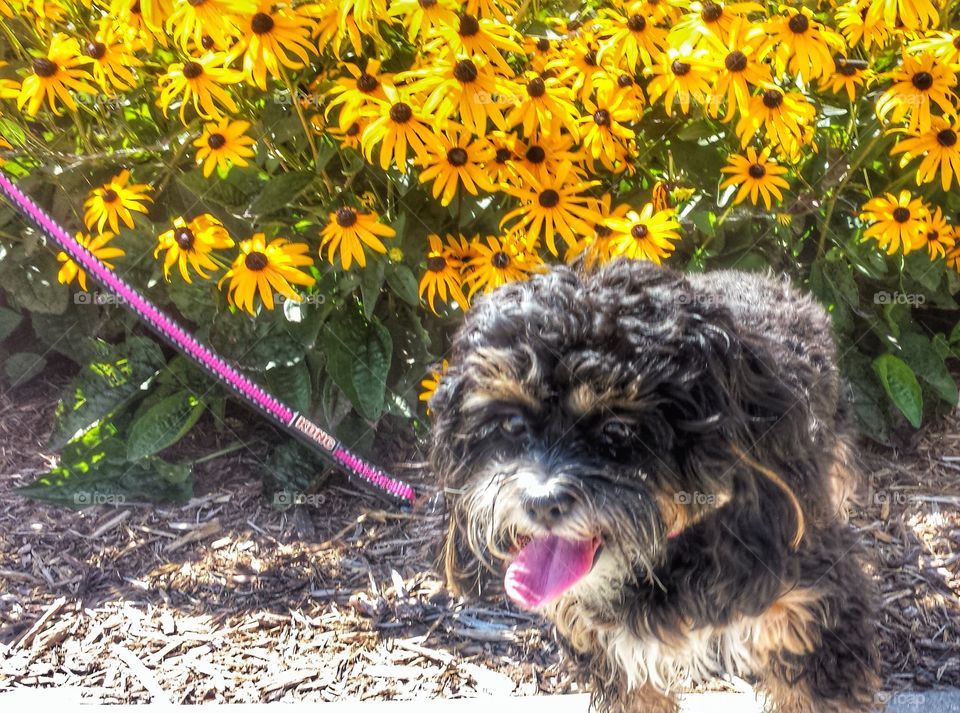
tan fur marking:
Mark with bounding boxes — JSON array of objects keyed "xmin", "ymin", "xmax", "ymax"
[{"xmin": 746, "ymin": 587, "xmax": 822, "ymax": 663}]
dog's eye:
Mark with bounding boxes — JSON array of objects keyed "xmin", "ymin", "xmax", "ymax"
[
  {"xmin": 599, "ymin": 418, "xmax": 632, "ymax": 446},
  {"xmin": 499, "ymin": 413, "xmax": 528, "ymax": 439}
]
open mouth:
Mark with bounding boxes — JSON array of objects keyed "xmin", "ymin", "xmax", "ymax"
[{"xmin": 504, "ymin": 534, "xmax": 603, "ymax": 610}]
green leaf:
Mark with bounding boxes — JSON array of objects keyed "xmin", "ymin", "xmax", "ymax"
[
  {"xmin": 266, "ymin": 361, "xmax": 312, "ymax": 414},
  {"xmin": 873, "ymin": 353, "xmax": 923, "ymax": 428},
  {"xmin": 126, "ymin": 390, "xmax": 205, "ymax": 460},
  {"xmin": 0, "ymin": 242, "xmax": 68, "ymax": 314},
  {"xmin": 5, "ymin": 352, "xmax": 46, "ymax": 385},
  {"xmin": 385, "ymin": 265, "xmax": 420, "ymax": 307},
  {"xmin": 360, "ymin": 259, "xmax": 386, "ymax": 320},
  {"xmin": 265, "ymin": 440, "xmax": 330, "ymax": 508},
  {"xmin": 842, "ymin": 352, "xmax": 890, "ymax": 444},
  {"xmin": 249, "ymin": 170, "xmax": 314, "ymax": 215},
  {"xmin": 949, "ymin": 321, "xmax": 960, "ymax": 345},
  {"xmin": 0, "ymin": 307, "xmax": 22, "ymax": 342},
  {"xmin": 899, "ymin": 332, "xmax": 959, "ymax": 406},
  {"xmin": 322, "ymin": 307, "xmax": 392, "ymax": 421}
]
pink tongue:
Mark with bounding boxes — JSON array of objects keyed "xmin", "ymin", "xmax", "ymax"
[{"xmin": 504, "ymin": 535, "xmax": 599, "ymax": 609}]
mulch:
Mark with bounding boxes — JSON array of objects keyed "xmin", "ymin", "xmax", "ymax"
[{"xmin": 0, "ymin": 375, "xmax": 957, "ymax": 703}]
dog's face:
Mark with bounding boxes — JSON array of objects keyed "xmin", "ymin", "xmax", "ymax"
[{"xmin": 429, "ymin": 260, "xmax": 778, "ymax": 610}]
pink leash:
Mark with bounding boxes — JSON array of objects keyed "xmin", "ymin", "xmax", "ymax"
[{"xmin": 0, "ymin": 172, "xmax": 416, "ymax": 508}]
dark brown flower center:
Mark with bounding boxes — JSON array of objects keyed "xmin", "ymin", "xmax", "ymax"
[
  {"xmin": 893, "ymin": 207, "xmax": 910, "ymax": 223},
  {"xmin": 701, "ymin": 2, "xmax": 723, "ymax": 22},
  {"xmin": 725, "ymin": 50, "xmax": 747, "ymax": 73},
  {"xmin": 953, "ymin": 35, "xmax": 960, "ymax": 49},
  {"xmin": 188, "ymin": 0, "xmax": 204, "ymax": 6},
  {"xmin": 84, "ymin": 41, "xmax": 107, "ymax": 60},
  {"xmin": 389, "ymin": 102, "xmax": 412, "ymax": 123},
  {"xmin": 671, "ymin": 60, "xmax": 691, "ymax": 76},
  {"xmin": 539, "ymin": 189, "xmax": 560, "ymax": 208},
  {"xmin": 174, "ymin": 227, "xmax": 195, "ymax": 250},
  {"xmin": 419, "ymin": 0, "xmax": 437, "ymax": 6},
  {"xmin": 748, "ymin": 163, "xmax": 765, "ymax": 179},
  {"xmin": 525, "ymin": 145, "xmax": 545, "ymax": 163},
  {"xmin": 101, "ymin": 188, "xmax": 119, "ymax": 203},
  {"xmin": 131, "ymin": 0, "xmax": 141, "ymax": 13},
  {"xmin": 584, "ymin": 49, "xmax": 597, "ymax": 66},
  {"xmin": 447, "ymin": 147, "xmax": 468, "ymax": 166},
  {"xmin": 627, "ymin": 14, "xmax": 646, "ymax": 32},
  {"xmin": 251, "ymin": 12, "xmax": 274, "ymax": 34},
  {"xmin": 356, "ymin": 73, "xmax": 378, "ymax": 92},
  {"xmin": 762, "ymin": 89, "xmax": 783, "ymax": 108},
  {"xmin": 33, "ymin": 57, "xmax": 57, "ymax": 77},
  {"xmin": 453, "ymin": 59, "xmax": 478, "ymax": 83},
  {"xmin": 336, "ymin": 207, "xmax": 358, "ymax": 227},
  {"xmin": 346, "ymin": 122, "xmax": 360, "ymax": 136},
  {"xmin": 182, "ymin": 61, "xmax": 203, "ymax": 80},
  {"xmin": 459, "ymin": 13, "xmax": 479, "ymax": 37},
  {"xmin": 593, "ymin": 109, "xmax": 611, "ymax": 126},
  {"xmin": 788, "ymin": 12, "xmax": 809, "ymax": 33},
  {"xmin": 595, "ymin": 224, "xmax": 612, "ymax": 238},
  {"xmin": 631, "ymin": 223, "xmax": 649, "ymax": 239},
  {"xmin": 536, "ymin": 38, "xmax": 550, "ymax": 52},
  {"xmin": 245, "ymin": 251, "xmax": 268, "ymax": 270},
  {"xmin": 495, "ymin": 147, "xmax": 512, "ymax": 163},
  {"xmin": 527, "ymin": 77, "xmax": 546, "ymax": 97},
  {"xmin": 912, "ymin": 71, "xmax": 934, "ymax": 91},
  {"xmin": 937, "ymin": 128, "xmax": 957, "ymax": 147},
  {"xmin": 491, "ymin": 251, "xmax": 510, "ymax": 268},
  {"xmin": 201, "ymin": 34, "xmax": 214, "ymax": 49},
  {"xmin": 617, "ymin": 73, "xmax": 634, "ymax": 87},
  {"xmin": 838, "ymin": 63, "xmax": 857, "ymax": 76},
  {"xmin": 208, "ymin": 133, "xmax": 226, "ymax": 149},
  {"xmin": 426, "ymin": 255, "xmax": 446, "ymax": 272},
  {"xmin": 928, "ymin": 230, "xmax": 939, "ymax": 241}
]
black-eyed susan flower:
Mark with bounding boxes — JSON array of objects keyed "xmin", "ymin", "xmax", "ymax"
[
  {"xmin": 719, "ymin": 147, "xmax": 790, "ymax": 209},
  {"xmin": 465, "ymin": 0, "xmax": 517, "ymax": 22},
  {"xmin": 329, "ymin": 118, "xmax": 367, "ymax": 151},
  {"xmin": 420, "ymin": 359, "xmax": 448, "ymax": 413},
  {"xmin": 0, "ymin": 62, "xmax": 19, "ymax": 100},
  {"xmin": 463, "ymin": 234, "xmax": 543, "ymax": 297},
  {"xmin": 157, "ymin": 52, "xmax": 243, "ymax": 122},
  {"xmin": 524, "ymin": 35, "xmax": 558, "ymax": 74},
  {"xmin": 420, "ymin": 234, "xmax": 468, "ymax": 312},
  {"xmin": 84, "ymin": 20, "xmax": 142, "ymax": 92},
  {"xmin": 110, "ymin": 0, "xmax": 173, "ymax": 32},
  {"xmin": 859, "ymin": 190, "xmax": 929, "ymax": 255},
  {"xmin": 388, "ymin": 0, "xmax": 459, "ymax": 42},
  {"xmin": 325, "ymin": 59, "xmax": 393, "ymax": 131},
  {"xmin": 870, "ymin": 0, "xmax": 938, "ymax": 30},
  {"xmin": 645, "ymin": 50, "xmax": 716, "ymax": 116},
  {"xmin": 233, "ymin": 1, "xmax": 316, "ymax": 89},
  {"xmin": 113, "ymin": 0, "xmax": 168, "ymax": 52},
  {"xmin": 167, "ymin": 0, "xmax": 252, "ymax": 50},
  {"xmin": 820, "ymin": 59, "xmax": 873, "ymax": 102},
  {"xmin": 735, "ymin": 88, "xmax": 816, "ymax": 150},
  {"xmin": 919, "ymin": 207, "xmax": 954, "ymax": 260},
  {"xmin": 220, "ymin": 234, "xmax": 316, "ymax": 314},
  {"xmin": 910, "ymin": 31, "xmax": 960, "ymax": 68},
  {"xmin": 549, "ymin": 31, "xmax": 605, "ymax": 103},
  {"xmin": 762, "ymin": 5, "xmax": 844, "ymax": 81},
  {"xmin": 834, "ymin": 0, "xmax": 889, "ymax": 51},
  {"xmin": 701, "ymin": 17, "xmax": 770, "ymax": 121},
  {"xmin": 17, "ymin": 34, "xmax": 96, "ymax": 116},
  {"xmin": 155, "ymin": 214, "xmax": 235, "ymax": 282},
  {"xmin": 505, "ymin": 71, "xmax": 581, "ymax": 139},
  {"xmin": 83, "ymin": 170, "xmax": 153, "ymax": 233},
  {"xmin": 564, "ymin": 193, "xmax": 630, "ymax": 267},
  {"xmin": 193, "ymin": 117, "xmax": 257, "ymax": 177},
  {"xmin": 429, "ymin": 13, "xmax": 523, "ymax": 74},
  {"xmin": 506, "ymin": 131, "xmax": 583, "ymax": 185},
  {"xmin": 310, "ymin": 3, "xmax": 366, "ymax": 58},
  {"xmin": 607, "ymin": 203, "xmax": 682, "ymax": 264},
  {"xmin": 57, "ymin": 232, "xmax": 124, "ymax": 292},
  {"xmin": 890, "ymin": 116, "xmax": 960, "ymax": 192},
  {"xmin": 319, "ymin": 206, "xmax": 396, "ymax": 270},
  {"xmin": 877, "ymin": 52, "xmax": 958, "ymax": 135},
  {"xmin": 418, "ymin": 130, "xmax": 495, "ymax": 206},
  {"xmin": 668, "ymin": 1, "xmax": 763, "ymax": 50},
  {"xmin": 596, "ymin": 4, "xmax": 666, "ymax": 72},
  {"xmin": 360, "ymin": 85, "xmax": 441, "ymax": 173},
  {"xmin": 500, "ymin": 162, "xmax": 601, "ymax": 256},
  {"xmin": 579, "ymin": 85, "xmax": 638, "ymax": 173}
]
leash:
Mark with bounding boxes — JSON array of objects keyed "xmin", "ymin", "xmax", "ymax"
[{"xmin": 0, "ymin": 171, "xmax": 416, "ymax": 509}]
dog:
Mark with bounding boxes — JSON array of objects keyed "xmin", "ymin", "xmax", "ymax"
[{"xmin": 428, "ymin": 258, "xmax": 880, "ymax": 712}]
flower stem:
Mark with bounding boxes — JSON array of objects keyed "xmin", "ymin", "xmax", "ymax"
[{"xmin": 281, "ymin": 67, "xmax": 318, "ymax": 167}]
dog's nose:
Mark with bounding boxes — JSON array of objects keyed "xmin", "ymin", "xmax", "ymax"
[{"xmin": 524, "ymin": 491, "xmax": 575, "ymax": 529}]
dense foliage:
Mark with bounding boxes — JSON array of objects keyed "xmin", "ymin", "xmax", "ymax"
[{"xmin": 0, "ymin": 0, "xmax": 959, "ymax": 505}]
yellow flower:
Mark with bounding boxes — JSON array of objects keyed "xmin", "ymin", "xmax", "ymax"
[
  {"xmin": 388, "ymin": 0, "xmax": 459, "ymax": 42},
  {"xmin": 668, "ymin": 1, "xmax": 764, "ymax": 50},
  {"xmin": 505, "ymin": 71, "xmax": 581, "ymax": 139},
  {"xmin": 919, "ymin": 207, "xmax": 954, "ymax": 261},
  {"xmin": 834, "ymin": 1, "xmax": 889, "ymax": 51},
  {"xmin": 57, "ymin": 232, "xmax": 124, "ymax": 292},
  {"xmin": 859, "ymin": 190, "xmax": 929, "ymax": 256},
  {"xmin": 735, "ymin": 88, "xmax": 816, "ymax": 150},
  {"xmin": 500, "ymin": 162, "xmax": 601, "ymax": 256},
  {"xmin": 0, "ymin": 135, "xmax": 11, "ymax": 166},
  {"xmin": 701, "ymin": 17, "xmax": 770, "ymax": 122},
  {"xmin": 17, "ymin": 34, "xmax": 96, "ymax": 116},
  {"xmin": 596, "ymin": 4, "xmax": 666, "ymax": 71},
  {"xmin": 329, "ymin": 118, "xmax": 367, "ymax": 151},
  {"xmin": 549, "ymin": 31, "xmax": 605, "ymax": 103},
  {"xmin": 318, "ymin": 206, "xmax": 396, "ymax": 270},
  {"xmin": 503, "ymin": 132, "xmax": 583, "ymax": 186},
  {"xmin": 909, "ymin": 31, "xmax": 960, "ymax": 69},
  {"xmin": 219, "ymin": 234, "xmax": 316, "ymax": 314},
  {"xmin": 157, "ymin": 52, "xmax": 243, "ymax": 122},
  {"xmin": 418, "ymin": 130, "xmax": 495, "ymax": 207},
  {"xmin": 155, "ymin": 214, "xmax": 235, "ymax": 282},
  {"xmin": 420, "ymin": 235, "xmax": 468, "ymax": 313},
  {"xmin": 564, "ymin": 193, "xmax": 631, "ymax": 267},
  {"xmin": 876, "ymin": 52, "xmax": 958, "ymax": 135},
  {"xmin": 890, "ymin": 116, "xmax": 960, "ymax": 192},
  {"xmin": 193, "ymin": 117, "xmax": 257, "ymax": 177},
  {"xmin": 579, "ymin": 85, "xmax": 638, "ymax": 173},
  {"xmin": 167, "ymin": 0, "xmax": 253, "ymax": 51},
  {"xmin": 84, "ymin": 20, "xmax": 142, "ymax": 92},
  {"xmin": 719, "ymin": 147, "xmax": 790, "ymax": 209},
  {"xmin": 420, "ymin": 358, "xmax": 448, "ymax": 413},
  {"xmin": 427, "ymin": 12, "xmax": 523, "ymax": 75},
  {"xmin": 112, "ymin": 0, "xmax": 168, "ymax": 52},
  {"xmin": 83, "ymin": 170, "xmax": 153, "ymax": 234},
  {"xmin": 762, "ymin": 5, "xmax": 844, "ymax": 82},
  {"xmin": 646, "ymin": 50, "xmax": 717, "ymax": 116},
  {"xmin": 360, "ymin": 85, "xmax": 441, "ymax": 174},
  {"xmin": 465, "ymin": 0, "xmax": 517, "ymax": 22},
  {"xmin": 868, "ymin": 0, "xmax": 938, "ymax": 31},
  {"xmin": 0, "ymin": 61, "xmax": 20, "ymax": 100},
  {"xmin": 607, "ymin": 203, "xmax": 682, "ymax": 265},
  {"xmin": 232, "ymin": 1, "xmax": 316, "ymax": 89},
  {"xmin": 325, "ymin": 59, "xmax": 393, "ymax": 131},
  {"xmin": 463, "ymin": 234, "xmax": 543, "ymax": 297},
  {"xmin": 819, "ymin": 59, "xmax": 873, "ymax": 102}
]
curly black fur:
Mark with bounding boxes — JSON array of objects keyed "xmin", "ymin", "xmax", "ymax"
[{"xmin": 429, "ymin": 259, "xmax": 879, "ymax": 713}]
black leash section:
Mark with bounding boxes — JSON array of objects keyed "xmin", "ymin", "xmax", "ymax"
[{"xmin": 0, "ymin": 171, "xmax": 416, "ymax": 509}]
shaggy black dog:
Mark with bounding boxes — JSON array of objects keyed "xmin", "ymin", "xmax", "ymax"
[{"xmin": 429, "ymin": 259, "xmax": 880, "ymax": 712}]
